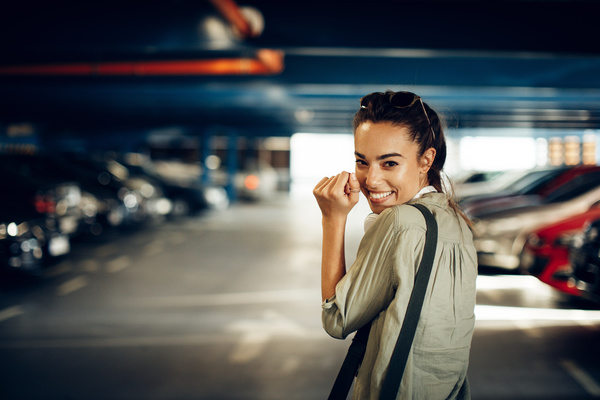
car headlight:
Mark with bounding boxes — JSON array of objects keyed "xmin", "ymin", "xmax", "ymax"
[{"xmin": 7, "ymin": 222, "xmax": 19, "ymax": 237}]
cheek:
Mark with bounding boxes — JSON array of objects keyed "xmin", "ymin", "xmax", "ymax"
[
  {"xmin": 355, "ymin": 171, "xmax": 367, "ymax": 186},
  {"xmin": 354, "ymin": 166, "xmax": 365, "ymax": 179},
  {"xmin": 392, "ymin": 167, "xmax": 419, "ymax": 188}
]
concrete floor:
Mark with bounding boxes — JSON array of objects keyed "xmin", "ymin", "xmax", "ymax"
[{"xmin": 0, "ymin": 193, "xmax": 599, "ymax": 399}]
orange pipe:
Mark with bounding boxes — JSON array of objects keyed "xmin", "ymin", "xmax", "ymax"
[
  {"xmin": 0, "ymin": 51, "xmax": 284, "ymax": 76},
  {"xmin": 207, "ymin": 0, "xmax": 254, "ymax": 38}
]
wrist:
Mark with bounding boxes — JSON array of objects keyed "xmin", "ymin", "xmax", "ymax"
[{"xmin": 322, "ymin": 214, "xmax": 347, "ymax": 228}]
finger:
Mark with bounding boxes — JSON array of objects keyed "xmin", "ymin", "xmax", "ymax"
[
  {"xmin": 348, "ymin": 173, "xmax": 361, "ymax": 197},
  {"xmin": 314, "ymin": 176, "xmax": 329, "ymax": 190},
  {"xmin": 348, "ymin": 173, "xmax": 360, "ymax": 192},
  {"xmin": 334, "ymin": 171, "xmax": 350, "ymax": 193},
  {"xmin": 326, "ymin": 174, "xmax": 345, "ymax": 197},
  {"xmin": 313, "ymin": 176, "xmax": 333, "ymax": 195}
]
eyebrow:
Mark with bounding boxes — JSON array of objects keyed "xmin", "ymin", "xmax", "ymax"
[{"xmin": 355, "ymin": 151, "xmax": 404, "ymax": 160}]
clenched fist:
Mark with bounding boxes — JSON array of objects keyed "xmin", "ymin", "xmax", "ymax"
[{"xmin": 313, "ymin": 171, "xmax": 361, "ymax": 220}]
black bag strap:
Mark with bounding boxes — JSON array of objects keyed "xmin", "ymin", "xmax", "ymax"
[
  {"xmin": 327, "ymin": 324, "xmax": 370, "ymax": 400},
  {"xmin": 327, "ymin": 203, "xmax": 438, "ymax": 400},
  {"xmin": 379, "ymin": 203, "xmax": 438, "ymax": 398}
]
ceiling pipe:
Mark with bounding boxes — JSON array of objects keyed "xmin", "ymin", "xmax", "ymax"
[{"xmin": 0, "ymin": 49, "xmax": 284, "ymax": 76}]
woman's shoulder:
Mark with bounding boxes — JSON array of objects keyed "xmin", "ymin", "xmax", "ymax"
[{"xmin": 377, "ymin": 203, "xmax": 429, "ymax": 232}]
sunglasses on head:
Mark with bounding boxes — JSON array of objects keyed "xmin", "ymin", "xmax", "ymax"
[{"xmin": 359, "ymin": 91, "xmax": 436, "ymax": 141}]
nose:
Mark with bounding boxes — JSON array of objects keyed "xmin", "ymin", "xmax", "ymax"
[{"xmin": 365, "ymin": 166, "xmax": 381, "ymax": 189}]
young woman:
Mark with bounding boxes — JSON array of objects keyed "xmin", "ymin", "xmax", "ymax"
[{"xmin": 313, "ymin": 91, "xmax": 477, "ymax": 399}]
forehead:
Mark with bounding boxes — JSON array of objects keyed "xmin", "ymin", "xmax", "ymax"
[{"xmin": 354, "ymin": 121, "xmax": 417, "ymax": 155}]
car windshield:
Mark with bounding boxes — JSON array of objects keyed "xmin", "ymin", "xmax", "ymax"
[
  {"xmin": 545, "ymin": 172, "xmax": 600, "ymax": 203},
  {"xmin": 513, "ymin": 168, "xmax": 566, "ymax": 194}
]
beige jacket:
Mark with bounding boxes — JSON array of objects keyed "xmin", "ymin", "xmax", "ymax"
[{"xmin": 322, "ymin": 193, "xmax": 477, "ymax": 399}]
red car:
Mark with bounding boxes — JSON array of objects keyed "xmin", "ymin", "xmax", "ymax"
[{"xmin": 521, "ymin": 204, "xmax": 600, "ymax": 296}]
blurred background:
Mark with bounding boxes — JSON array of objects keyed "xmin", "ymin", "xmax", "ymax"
[{"xmin": 1, "ymin": 0, "xmax": 600, "ymax": 399}]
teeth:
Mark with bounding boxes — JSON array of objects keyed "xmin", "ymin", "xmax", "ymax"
[{"xmin": 370, "ymin": 191, "xmax": 392, "ymax": 199}]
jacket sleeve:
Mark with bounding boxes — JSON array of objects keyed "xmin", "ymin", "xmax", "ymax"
[{"xmin": 321, "ymin": 208, "xmax": 400, "ymax": 339}]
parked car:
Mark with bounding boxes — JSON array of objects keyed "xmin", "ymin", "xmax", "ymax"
[
  {"xmin": 148, "ymin": 158, "xmax": 230, "ymax": 211},
  {"xmin": 455, "ymin": 170, "xmax": 504, "ymax": 185},
  {"xmin": 462, "ymin": 166, "xmax": 600, "ymax": 219},
  {"xmin": 521, "ymin": 205, "xmax": 600, "ymax": 296},
  {"xmin": 569, "ymin": 218, "xmax": 600, "ymax": 303},
  {"xmin": 0, "ymin": 163, "xmax": 72, "ymax": 273},
  {"xmin": 458, "ymin": 167, "xmax": 566, "ymax": 206},
  {"xmin": 455, "ymin": 169, "xmax": 533, "ymax": 201},
  {"xmin": 0, "ymin": 153, "xmax": 112, "ymax": 235},
  {"xmin": 473, "ymin": 170, "xmax": 600, "ymax": 271},
  {"xmin": 53, "ymin": 153, "xmax": 171, "ymax": 227},
  {"xmin": 116, "ymin": 156, "xmax": 227, "ymax": 217},
  {"xmin": 0, "ymin": 154, "xmax": 83, "ymax": 238}
]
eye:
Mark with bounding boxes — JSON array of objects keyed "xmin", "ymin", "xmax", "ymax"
[
  {"xmin": 383, "ymin": 161, "xmax": 398, "ymax": 167},
  {"xmin": 355, "ymin": 159, "xmax": 367, "ymax": 166}
]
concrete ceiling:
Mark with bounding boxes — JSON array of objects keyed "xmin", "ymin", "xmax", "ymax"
[{"xmin": 1, "ymin": 0, "xmax": 600, "ymax": 138}]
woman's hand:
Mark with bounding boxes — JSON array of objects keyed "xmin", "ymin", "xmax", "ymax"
[{"xmin": 313, "ymin": 172, "xmax": 361, "ymax": 220}]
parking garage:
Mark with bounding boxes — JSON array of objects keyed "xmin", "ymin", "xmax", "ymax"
[{"xmin": 1, "ymin": 1, "xmax": 600, "ymax": 399}]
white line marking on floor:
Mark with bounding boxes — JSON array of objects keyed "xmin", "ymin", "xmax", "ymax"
[
  {"xmin": 56, "ymin": 276, "xmax": 88, "ymax": 296},
  {"xmin": 475, "ymin": 304, "xmax": 600, "ymax": 322},
  {"xmin": 106, "ymin": 255, "xmax": 131, "ymax": 273},
  {"xmin": 0, "ymin": 305, "xmax": 25, "ymax": 323},
  {"xmin": 561, "ymin": 359, "xmax": 600, "ymax": 397}
]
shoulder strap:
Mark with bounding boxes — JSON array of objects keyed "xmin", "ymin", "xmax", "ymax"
[
  {"xmin": 379, "ymin": 203, "xmax": 438, "ymax": 399},
  {"xmin": 327, "ymin": 324, "xmax": 370, "ymax": 400}
]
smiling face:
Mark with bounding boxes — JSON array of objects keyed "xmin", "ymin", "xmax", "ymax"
[{"xmin": 354, "ymin": 121, "xmax": 433, "ymax": 214}]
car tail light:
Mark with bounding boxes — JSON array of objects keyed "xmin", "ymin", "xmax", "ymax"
[
  {"xmin": 244, "ymin": 175, "xmax": 260, "ymax": 191},
  {"xmin": 34, "ymin": 194, "xmax": 56, "ymax": 214}
]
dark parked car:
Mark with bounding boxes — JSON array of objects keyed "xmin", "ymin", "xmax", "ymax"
[
  {"xmin": 0, "ymin": 163, "xmax": 72, "ymax": 273},
  {"xmin": 569, "ymin": 218, "xmax": 600, "ymax": 303},
  {"xmin": 42, "ymin": 153, "xmax": 143, "ymax": 232},
  {"xmin": 0, "ymin": 154, "xmax": 84, "ymax": 237},
  {"xmin": 1, "ymin": 153, "xmax": 116, "ymax": 235},
  {"xmin": 50, "ymin": 153, "xmax": 172, "ymax": 227}
]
